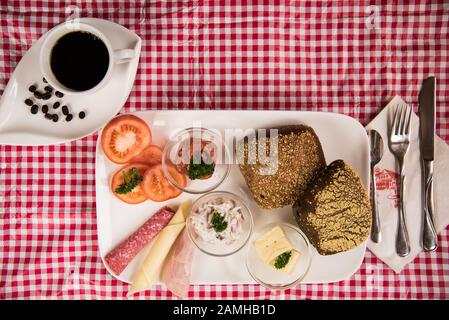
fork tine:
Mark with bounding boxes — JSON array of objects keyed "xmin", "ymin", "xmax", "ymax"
[
  {"xmin": 398, "ymin": 105, "xmax": 405, "ymax": 135},
  {"xmin": 391, "ymin": 105, "xmax": 399, "ymax": 137},
  {"xmin": 405, "ymin": 105, "xmax": 412, "ymax": 136},
  {"xmin": 396, "ymin": 104, "xmax": 404, "ymax": 135},
  {"xmin": 401, "ymin": 104, "xmax": 408, "ymax": 135}
]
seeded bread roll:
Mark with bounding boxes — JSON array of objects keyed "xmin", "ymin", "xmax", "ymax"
[
  {"xmin": 238, "ymin": 125, "xmax": 326, "ymax": 209},
  {"xmin": 293, "ymin": 160, "xmax": 371, "ymax": 255}
]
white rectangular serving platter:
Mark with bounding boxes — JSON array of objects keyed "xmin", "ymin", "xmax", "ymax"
[{"xmin": 95, "ymin": 111, "xmax": 370, "ymax": 285}]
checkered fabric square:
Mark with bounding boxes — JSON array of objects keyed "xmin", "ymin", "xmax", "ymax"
[{"xmin": 1, "ymin": 0, "xmax": 448, "ymax": 299}]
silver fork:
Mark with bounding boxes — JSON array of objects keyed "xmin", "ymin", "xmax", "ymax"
[{"xmin": 388, "ymin": 104, "xmax": 412, "ymax": 257}]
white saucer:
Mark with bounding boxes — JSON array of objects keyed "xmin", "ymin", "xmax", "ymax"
[{"xmin": 0, "ymin": 18, "xmax": 141, "ymax": 146}]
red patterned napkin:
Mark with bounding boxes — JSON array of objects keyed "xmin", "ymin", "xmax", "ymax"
[{"xmin": 366, "ymin": 95, "xmax": 449, "ymax": 273}]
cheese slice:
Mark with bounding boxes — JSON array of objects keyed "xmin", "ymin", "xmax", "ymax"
[
  {"xmin": 254, "ymin": 225, "xmax": 300, "ymax": 274},
  {"xmin": 127, "ymin": 200, "xmax": 192, "ymax": 296}
]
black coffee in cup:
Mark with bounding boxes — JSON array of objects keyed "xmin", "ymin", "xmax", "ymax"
[{"xmin": 50, "ymin": 31, "xmax": 110, "ymax": 91}]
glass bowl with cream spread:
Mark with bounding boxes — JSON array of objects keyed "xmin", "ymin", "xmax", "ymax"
[{"xmin": 186, "ymin": 191, "xmax": 253, "ymax": 257}]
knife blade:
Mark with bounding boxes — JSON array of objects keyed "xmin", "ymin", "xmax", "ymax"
[
  {"xmin": 419, "ymin": 77, "xmax": 435, "ymax": 160},
  {"xmin": 418, "ymin": 76, "xmax": 438, "ymax": 252}
]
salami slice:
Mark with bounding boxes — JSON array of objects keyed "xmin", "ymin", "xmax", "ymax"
[{"xmin": 104, "ymin": 206, "xmax": 175, "ymax": 275}]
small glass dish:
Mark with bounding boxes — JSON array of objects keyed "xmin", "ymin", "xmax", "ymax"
[
  {"xmin": 186, "ymin": 191, "xmax": 253, "ymax": 257},
  {"xmin": 246, "ymin": 222, "xmax": 312, "ymax": 290},
  {"xmin": 162, "ymin": 127, "xmax": 231, "ymax": 194}
]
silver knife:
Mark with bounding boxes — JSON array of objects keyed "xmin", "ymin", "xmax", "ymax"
[{"xmin": 419, "ymin": 76, "xmax": 438, "ymax": 252}]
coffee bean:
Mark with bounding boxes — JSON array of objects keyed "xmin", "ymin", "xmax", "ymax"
[
  {"xmin": 34, "ymin": 91, "xmax": 43, "ymax": 99},
  {"xmin": 52, "ymin": 114, "xmax": 59, "ymax": 122},
  {"xmin": 53, "ymin": 102, "xmax": 61, "ymax": 109},
  {"xmin": 62, "ymin": 105, "xmax": 69, "ymax": 115},
  {"xmin": 78, "ymin": 111, "xmax": 86, "ymax": 119},
  {"xmin": 41, "ymin": 105, "xmax": 49, "ymax": 113},
  {"xmin": 29, "ymin": 85, "xmax": 37, "ymax": 92},
  {"xmin": 45, "ymin": 113, "xmax": 53, "ymax": 120},
  {"xmin": 55, "ymin": 91, "xmax": 64, "ymax": 98},
  {"xmin": 44, "ymin": 86, "xmax": 53, "ymax": 92},
  {"xmin": 25, "ymin": 99, "xmax": 33, "ymax": 106},
  {"xmin": 42, "ymin": 92, "xmax": 51, "ymax": 100},
  {"xmin": 43, "ymin": 77, "xmax": 47, "ymax": 83},
  {"xmin": 65, "ymin": 114, "xmax": 73, "ymax": 122},
  {"xmin": 31, "ymin": 105, "xmax": 38, "ymax": 114}
]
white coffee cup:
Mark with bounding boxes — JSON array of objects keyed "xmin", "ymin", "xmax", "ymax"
[{"xmin": 39, "ymin": 21, "xmax": 135, "ymax": 96}]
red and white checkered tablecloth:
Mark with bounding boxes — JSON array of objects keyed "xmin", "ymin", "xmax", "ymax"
[{"xmin": 1, "ymin": 0, "xmax": 448, "ymax": 300}]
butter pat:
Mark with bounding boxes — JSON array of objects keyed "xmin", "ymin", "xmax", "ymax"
[
  {"xmin": 254, "ymin": 225, "xmax": 299, "ymax": 274},
  {"xmin": 269, "ymin": 250, "xmax": 300, "ymax": 274},
  {"xmin": 254, "ymin": 226, "xmax": 293, "ymax": 263}
]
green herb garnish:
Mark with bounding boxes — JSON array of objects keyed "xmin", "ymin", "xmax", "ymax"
[
  {"xmin": 114, "ymin": 167, "xmax": 143, "ymax": 194},
  {"xmin": 188, "ymin": 158, "xmax": 215, "ymax": 180},
  {"xmin": 211, "ymin": 211, "xmax": 228, "ymax": 233},
  {"xmin": 274, "ymin": 251, "xmax": 292, "ymax": 269}
]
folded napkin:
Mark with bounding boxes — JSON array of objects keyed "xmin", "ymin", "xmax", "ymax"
[{"xmin": 366, "ymin": 95, "xmax": 449, "ymax": 273}]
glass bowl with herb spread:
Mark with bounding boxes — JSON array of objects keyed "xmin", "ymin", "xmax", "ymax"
[
  {"xmin": 162, "ymin": 127, "xmax": 231, "ymax": 194},
  {"xmin": 246, "ymin": 223, "xmax": 312, "ymax": 290},
  {"xmin": 186, "ymin": 191, "xmax": 253, "ymax": 257}
]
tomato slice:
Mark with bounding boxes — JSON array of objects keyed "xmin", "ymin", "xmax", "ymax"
[
  {"xmin": 166, "ymin": 164, "xmax": 187, "ymax": 197},
  {"xmin": 142, "ymin": 164, "xmax": 187, "ymax": 202},
  {"xmin": 101, "ymin": 115, "xmax": 152, "ymax": 164},
  {"xmin": 111, "ymin": 163, "xmax": 149, "ymax": 204},
  {"xmin": 131, "ymin": 144, "xmax": 163, "ymax": 166}
]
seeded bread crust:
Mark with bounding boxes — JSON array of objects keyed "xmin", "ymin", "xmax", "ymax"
[
  {"xmin": 238, "ymin": 125, "xmax": 326, "ymax": 209},
  {"xmin": 293, "ymin": 160, "xmax": 371, "ymax": 255}
]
